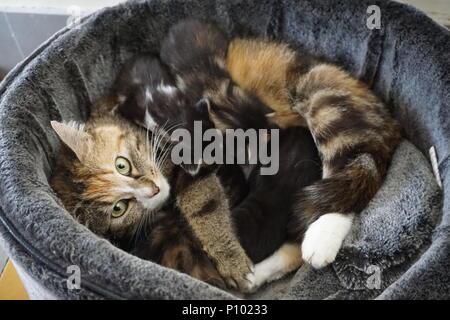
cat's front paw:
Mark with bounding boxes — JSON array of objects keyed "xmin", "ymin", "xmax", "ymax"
[
  {"xmin": 216, "ymin": 254, "xmax": 254, "ymax": 293},
  {"xmin": 301, "ymin": 213, "xmax": 353, "ymax": 269}
]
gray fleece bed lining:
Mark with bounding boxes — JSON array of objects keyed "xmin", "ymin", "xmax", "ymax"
[
  {"xmin": 0, "ymin": 208, "xmax": 126, "ymax": 299},
  {"xmin": 0, "ymin": 0, "xmax": 448, "ymax": 299}
]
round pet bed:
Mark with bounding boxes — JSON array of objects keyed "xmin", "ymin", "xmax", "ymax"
[{"xmin": 0, "ymin": 0, "xmax": 448, "ymax": 299}]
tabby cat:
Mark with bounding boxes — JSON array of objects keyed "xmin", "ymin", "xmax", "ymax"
[{"xmin": 152, "ymin": 19, "xmax": 401, "ymax": 279}]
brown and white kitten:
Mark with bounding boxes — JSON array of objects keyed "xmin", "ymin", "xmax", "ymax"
[
  {"xmin": 50, "ymin": 96, "xmax": 253, "ymax": 292},
  {"xmin": 158, "ymin": 19, "xmax": 401, "ymax": 275}
]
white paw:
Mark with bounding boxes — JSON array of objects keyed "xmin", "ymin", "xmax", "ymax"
[
  {"xmin": 244, "ymin": 266, "xmax": 261, "ymax": 293},
  {"xmin": 244, "ymin": 264, "xmax": 274, "ymax": 293},
  {"xmin": 301, "ymin": 213, "xmax": 353, "ymax": 269}
]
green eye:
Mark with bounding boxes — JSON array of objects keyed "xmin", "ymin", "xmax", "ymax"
[
  {"xmin": 115, "ymin": 157, "xmax": 131, "ymax": 176},
  {"xmin": 112, "ymin": 200, "xmax": 129, "ymax": 218}
]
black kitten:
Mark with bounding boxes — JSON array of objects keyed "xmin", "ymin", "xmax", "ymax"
[{"xmin": 233, "ymin": 127, "xmax": 321, "ymax": 264}]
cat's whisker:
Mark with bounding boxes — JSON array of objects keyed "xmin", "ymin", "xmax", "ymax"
[
  {"xmin": 153, "ymin": 121, "xmax": 169, "ymax": 164},
  {"xmin": 149, "ymin": 128, "xmax": 159, "ymax": 166},
  {"xmin": 157, "ymin": 146, "xmax": 173, "ymax": 170},
  {"xmin": 149, "ymin": 210, "xmax": 154, "ymax": 228},
  {"xmin": 154, "ymin": 121, "xmax": 185, "ymax": 170},
  {"xmin": 152, "ymin": 124, "xmax": 171, "ymax": 168},
  {"xmin": 144, "ymin": 126, "xmax": 151, "ymax": 162},
  {"xmin": 132, "ymin": 210, "xmax": 145, "ymax": 246},
  {"xmin": 156, "ymin": 145, "xmax": 171, "ymax": 170},
  {"xmin": 154, "ymin": 120, "xmax": 169, "ymax": 156},
  {"xmin": 149, "ymin": 125, "xmax": 157, "ymax": 164},
  {"xmin": 144, "ymin": 209, "xmax": 155, "ymax": 238},
  {"xmin": 145, "ymin": 126, "xmax": 155, "ymax": 166},
  {"xmin": 150, "ymin": 120, "xmax": 165, "ymax": 164},
  {"xmin": 131, "ymin": 208, "xmax": 157, "ymax": 246}
]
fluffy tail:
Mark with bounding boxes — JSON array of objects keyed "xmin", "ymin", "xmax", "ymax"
[{"xmin": 288, "ymin": 153, "xmax": 384, "ymax": 241}]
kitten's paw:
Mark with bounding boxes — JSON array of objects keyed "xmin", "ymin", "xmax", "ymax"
[
  {"xmin": 244, "ymin": 261, "xmax": 280, "ymax": 293},
  {"xmin": 243, "ymin": 267, "xmax": 258, "ymax": 293},
  {"xmin": 244, "ymin": 243, "xmax": 303, "ymax": 293},
  {"xmin": 301, "ymin": 213, "xmax": 353, "ymax": 269}
]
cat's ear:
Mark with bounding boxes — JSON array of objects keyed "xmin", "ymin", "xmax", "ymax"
[
  {"xmin": 51, "ymin": 121, "xmax": 93, "ymax": 162},
  {"xmin": 195, "ymin": 97, "xmax": 211, "ymax": 111},
  {"xmin": 181, "ymin": 161, "xmax": 202, "ymax": 176},
  {"xmin": 195, "ymin": 97, "xmax": 211, "ymax": 113}
]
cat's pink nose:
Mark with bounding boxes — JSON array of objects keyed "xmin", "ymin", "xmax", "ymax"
[{"xmin": 150, "ymin": 186, "xmax": 160, "ymax": 197}]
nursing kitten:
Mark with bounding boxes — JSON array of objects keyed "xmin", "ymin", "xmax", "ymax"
[
  {"xmin": 231, "ymin": 126, "xmax": 321, "ymax": 288},
  {"xmin": 50, "ymin": 96, "xmax": 253, "ymax": 292},
  {"xmin": 158, "ymin": 19, "xmax": 401, "ymax": 278},
  {"xmin": 114, "ymin": 54, "xmax": 214, "ymax": 175}
]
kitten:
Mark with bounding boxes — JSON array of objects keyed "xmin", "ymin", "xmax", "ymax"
[
  {"xmin": 51, "ymin": 96, "xmax": 253, "ymax": 292},
  {"xmin": 232, "ymin": 127, "xmax": 321, "ymax": 289},
  {"xmin": 157, "ymin": 19, "xmax": 401, "ymax": 276},
  {"xmin": 114, "ymin": 54, "xmax": 214, "ymax": 175}
]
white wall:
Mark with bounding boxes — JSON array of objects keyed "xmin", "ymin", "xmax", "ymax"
[
  {"xmin": 400, "ymin": 0, "xmax": 450, "ymax": 26},
  {"xmin": 0, "ymin": 0, "xmax": 126, "ymax": 14}
]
